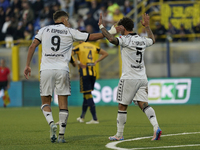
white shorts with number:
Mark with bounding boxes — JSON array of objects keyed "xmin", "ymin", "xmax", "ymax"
[
  {"xmin": 40, "ymin": 70, "xmax": 71, "ymax": 96},
  {"xmin": 116, "ymin": 79, "xmax": 148, "ymax": 105}
]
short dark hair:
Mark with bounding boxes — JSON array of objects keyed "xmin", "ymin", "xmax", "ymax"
[
  {"xmin": 118, "ymin": 17, "xmax": 134, "ymax": 31},
  {"xmin": 53, "ymin": 10, "xmax": 69, "ymax": 21}
]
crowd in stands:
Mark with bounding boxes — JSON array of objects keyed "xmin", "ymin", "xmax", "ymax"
[
  {"xmin": 0, "ymin": 0, "xmax": 133, "ymax": 43},
  {"xmin": 0, "ymin": 0, "xmax": 199, "ymax": 44}
]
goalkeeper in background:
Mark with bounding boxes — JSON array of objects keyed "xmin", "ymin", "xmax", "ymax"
[{"xmin": 72, "ymin": 41, "xmax": 108, "ymax": 124}]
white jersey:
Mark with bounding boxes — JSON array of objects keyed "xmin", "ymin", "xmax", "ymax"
[
  {"xmin": 117, "ymin": 33, "xmax": 153, "ymax": 79},
  {"xmin": 35, "ymin": 23, "xmax": 89, "ymax": 71}
]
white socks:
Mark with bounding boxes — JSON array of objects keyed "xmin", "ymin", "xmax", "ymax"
[
  {"xmin": 116, "ymin": 110, "xmax": 127, "ymax": 137},
  {"xmin": 143, "ymin": 106, "xmax": 159, "ymax": 131},
  {"xmin": 41, "ymin": 104, "xmax": 54, "ymax": 125},
  {"xmin": 59, "ymin": 109, "xmax": 69, "ymax": 135}
]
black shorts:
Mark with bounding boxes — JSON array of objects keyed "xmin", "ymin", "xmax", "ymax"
[
  {"xmin": 0, "ymin": 81, "xmax": 8, "ymax": 90},
  {"xmin": 80, "ymin": 75, "xmax": 96, "ymax": 93}
]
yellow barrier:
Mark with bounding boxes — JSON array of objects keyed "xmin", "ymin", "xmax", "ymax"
[
  {"xmin": 38, "ymin": 44, "xmax": 42, "ymax": 80},
  {"xmin": 12, "ymin": 46, "xmax": 19, "ymax": 81}
]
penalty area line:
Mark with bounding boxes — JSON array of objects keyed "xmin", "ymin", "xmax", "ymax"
[{"xmin": 105, "ymin": 132, "xmax": 200, "ymax": 150}]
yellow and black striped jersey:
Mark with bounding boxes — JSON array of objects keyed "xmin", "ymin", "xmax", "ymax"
[
  {"xmin": 72, "ymin": 42, "xmax": 100, "ymax": 77},
  {"xmin": 70, "ymin": 55, "xmax": 75, "ymax": 65}
]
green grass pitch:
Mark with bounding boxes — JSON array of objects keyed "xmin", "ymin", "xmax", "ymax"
[{"xmin": 0, "ymin": 105, "xmax": 200, "ymax": 150}]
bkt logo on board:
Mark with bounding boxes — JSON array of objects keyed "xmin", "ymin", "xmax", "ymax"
[{"xmin": 148, "ymin": 79, "xmax": 191, "ymax": 104}]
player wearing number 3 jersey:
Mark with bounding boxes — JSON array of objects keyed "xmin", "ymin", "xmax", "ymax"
[
  {"xmin": 98, "ymin": 13, "xmax": 162, "ymax": 141},
  {"xmin": 23, "ymin": 10, "xmax": 105, "ymax": 143}
]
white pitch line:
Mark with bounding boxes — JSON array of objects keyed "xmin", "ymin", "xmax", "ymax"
[
  {"xmin": 129, "ymin": 144, "xmax": 200, "ymax": 150},
  {"xmin": 106, "ymin": 132, "xmax": 200, "ymax": 150}
]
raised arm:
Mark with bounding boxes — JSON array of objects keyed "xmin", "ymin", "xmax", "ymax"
[
  {"xmin": 140, "ymin": 13, "xmax": 155, "ymax": 44},
  {"xmin": 98, "ymin": 13, "xmax": 119, "ymax": 45}
]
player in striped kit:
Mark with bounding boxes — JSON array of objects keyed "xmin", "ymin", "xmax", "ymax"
[{"xmin": 73, "ymin": 41, "xmax": 108, "ymax": 124}]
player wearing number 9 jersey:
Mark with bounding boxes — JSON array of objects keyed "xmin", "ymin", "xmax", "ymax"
[
  {"xmin": 72, "ymin": 42, "xmax": 108, "ymax": 124},
  {"xmin": 98, "ymin": 13, "xmax": 162, "ymax": 141},
  {"xmin": 23, "ymin": 10, "xmax": 105, "ymax": 143}
]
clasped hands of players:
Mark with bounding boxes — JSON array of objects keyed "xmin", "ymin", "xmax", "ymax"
[{"xmin": 98, "ymin": 13, "xmax": 150, "ymax": 33}]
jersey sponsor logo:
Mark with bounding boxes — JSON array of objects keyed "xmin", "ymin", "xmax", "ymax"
[
  {"xmin": 148, "ymin": 79, "xmax": 191, "ymax": 104},
  {"xmin": 45, "ymin": 53, "xmax": 64, "ymax": 57},
  {"xmin": 131, "ymin": 64, "xmax": 143, "ymax": 69},
  {"xmin": 87, "ymin": 63, "xmax": 95, "ymax": 66}
]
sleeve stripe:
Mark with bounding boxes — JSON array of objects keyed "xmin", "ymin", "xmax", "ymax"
[
  {"xmin": 85, "ymin": 33, "xmax": 90, "ymax": 42},
  {"xmin": 96, "ymin": 48, "xmax": 100, "ymax": 53},
  {"xmin": 35, "ymin": 38, "xmax": 41, "ymax": 43},
  {"xmin": 73, "ymin": 48, "xmax": 79, "ymax": 52},
  {"xmin": 116, "ymin": 38, "xmax": 119, "ymax": 46}
]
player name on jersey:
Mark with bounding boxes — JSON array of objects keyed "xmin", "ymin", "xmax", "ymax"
[
  {"xmin": 133, "ymin": 41, "xmax": 145, "ymax": 46},
  {"xmin": 49, "ymin": 29, "xmax": 68, "ymax": 34},
  {"xmin": 84, "ymin": 46, "xmax": 93, "ymax": 49}
]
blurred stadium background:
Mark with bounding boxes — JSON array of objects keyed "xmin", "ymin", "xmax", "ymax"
[{"xmin": 0, "ymin": 0, "xmax": 200, "ymax": 107}]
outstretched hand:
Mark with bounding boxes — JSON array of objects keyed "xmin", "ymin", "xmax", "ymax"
[
  {"xmin": 98, "ymin": 13, "xmax": 103, "ymax": 26},
  {"xmin": 140, "ymin": 13, "xmax": 150, "ymax": 27},
  {"xmin": 24, "ymin": 66, "xmax": 31, "ymax": 79}
]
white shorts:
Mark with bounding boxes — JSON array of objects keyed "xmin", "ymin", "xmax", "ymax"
[
  {"xmin": 116, "ymin": 79, "xmax": 148, "ymax": 105},
  {"xmin": 40, "ymin": 70, "xmax": 71, "ymax": 96}
]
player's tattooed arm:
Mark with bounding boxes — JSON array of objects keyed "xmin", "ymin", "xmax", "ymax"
[
  {"xmin": 145, "ymin": 26, "xmax": 155, "ymax": 43},
  {"xmin": 140, "ymin": 13, "xmax": 155, "ymax": 44},
  {"xmin": 101, "ymin": 28, "xmax": 119, "ymax": 45},
  {"xmin": 98, "ymin": 13, "xmax": 118, "ymax": 45}
]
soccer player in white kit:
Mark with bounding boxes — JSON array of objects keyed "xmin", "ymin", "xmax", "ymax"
[
  {"xmin": 98, "ymin": 13, "xmax": 162, "ymax": 141},
  {"xmin": 24, "ymin": 10, "xmax": 106, "ymax": 143}
]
